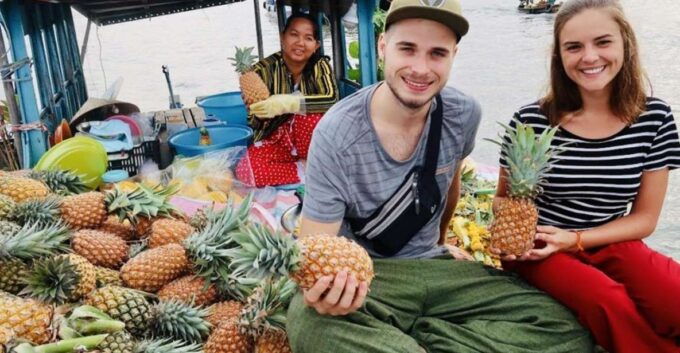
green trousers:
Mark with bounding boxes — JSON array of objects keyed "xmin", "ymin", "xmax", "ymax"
[{"xmin": 287, "ymin": 258, "xmax": 593, "ymax": 353}]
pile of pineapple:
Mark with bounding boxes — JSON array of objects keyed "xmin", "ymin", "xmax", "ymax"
[
  {"xmin": 446, "ymin": 162, "xmax": 502, "ymax": 268},
  {"xmin": 0, "ymin": 169, "xmax": 374, "ymax": 353}
]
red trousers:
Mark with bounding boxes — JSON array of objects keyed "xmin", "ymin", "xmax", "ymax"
[
  {"xmin": 236, "ymin": 113, "xmax": 322, "ymax": 187},
  {"xmin": 505, "ymin": 240, "xmax": 680, "ymax": 353}
]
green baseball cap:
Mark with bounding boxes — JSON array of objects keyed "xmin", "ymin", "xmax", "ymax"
[{"xmin": 385, "ymin": 0, "xmax": 470, "ymax": 41}]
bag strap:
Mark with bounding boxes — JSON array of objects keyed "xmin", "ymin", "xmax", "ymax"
[{"xmin": 423, "ymin": 94, "xmax": 443, "ymax": 178}]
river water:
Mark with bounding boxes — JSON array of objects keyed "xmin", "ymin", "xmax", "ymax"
[{"xmin": 72, "ymin": 0, "xmax": 680, "ymax": 259}]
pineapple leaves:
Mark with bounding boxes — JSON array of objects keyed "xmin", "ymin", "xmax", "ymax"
[
  {"xmin": 486, "ymin": 118, "xmax": 560, "ymax": 198},
  {"xmin": 0, "ymin": 221, "xmax": 71, "ymax": 260},
  {"xmin": 228, "ymin": 46, "xmax": 258, "ymax": 74},
  {"xmin": 105, "ymin": 184, "xmax": 179, "ymax": 224}
]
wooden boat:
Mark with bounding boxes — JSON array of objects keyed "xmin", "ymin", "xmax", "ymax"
[{"xmin": 518, "ymin": 0, "xmax": 562, "ymax": 14}]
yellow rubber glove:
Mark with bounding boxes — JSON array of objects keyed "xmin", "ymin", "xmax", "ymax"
[{"xmin": 249, "ymin": 94, "xmax": 303, "ymax": 118}]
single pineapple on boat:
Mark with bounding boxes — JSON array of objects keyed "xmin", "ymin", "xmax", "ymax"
[{"xmin": 487, "ymin": 120, "xmax": 560, "ymax": 256}]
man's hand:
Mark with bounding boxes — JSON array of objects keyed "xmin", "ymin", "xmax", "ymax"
[
  {"xmin": 249, "ymin": 94, "xmax": 302, "ymax": 118},
  {"xmin": 445, "ymin": 244, "xmax": 474, "ymax": 261},
  {"xmin": 303, "ymin": 271, "xmax": 369, "ymax": 316}
]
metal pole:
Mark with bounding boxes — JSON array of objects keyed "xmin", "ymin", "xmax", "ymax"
[
  {"xmin": 80, "ymin": 18, "xmax": 91, "ymax": 61},
  {"xmin": 253, "ymin": 0, "xmax": 264, "ymax": 60},
  {"xmin": 7, "ymin": 0, "xmax": 47, "ymax": 167},
  {"xmin": 0, "ymin": 28, "xmax": 24, "ymax": 168}
]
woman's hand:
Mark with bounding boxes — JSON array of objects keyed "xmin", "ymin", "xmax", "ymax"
[
  {"xmin": 303, "ymin": 271, "xmax": 369, "ymax": 316},
  {"xmin": 489, "ymin": 225, "xmax": 578, "ymax": 261},
  {"xmin": 521, "ymin": 225, "xmax": 578, "ymax": 260},
  {"xmin": 250, "ymin": 94, "xmax": 303, "ymax": 118}
]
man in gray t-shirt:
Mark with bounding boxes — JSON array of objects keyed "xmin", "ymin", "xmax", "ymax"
[
  {"xmin": 303, "ymin": 83, "xmax": 480, "ymax": 259},
  {"xmin": 286, "ymin": 0, "xmax": 592, "ymax": 352}
]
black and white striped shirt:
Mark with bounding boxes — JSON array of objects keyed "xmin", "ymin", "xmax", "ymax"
[{"xmin": 500, "ymin": 98, "xmax": 680, "ymax": 230}]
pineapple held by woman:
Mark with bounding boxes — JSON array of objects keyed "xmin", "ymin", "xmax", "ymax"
[
  {"xmin": 488, "ymin": 120, "xmax": 560, "ymax": 256},
  {"xmin": 229, "ymin": 46, "xmax": 270, "ymax": 105}
]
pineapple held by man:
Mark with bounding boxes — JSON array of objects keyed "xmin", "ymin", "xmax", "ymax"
[
  {"xmin": 487, "ymin": 120, "xmax": 560, "ymax": 256},
  {"xmin": 229, "ymin": 46, "xmax": 270, "ymax": 105},
  {"xmin": 228, "ymin": 224, "xmax": 374, "ymax": 290}
]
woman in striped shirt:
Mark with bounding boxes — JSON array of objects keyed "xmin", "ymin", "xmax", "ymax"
[
  {"xmin": 495, "ymin": 0, "xmax": 680, "ymax": 352},
  {"xmin": 236, "ymin": 13, "xmax": 338, "ymax": 187}
]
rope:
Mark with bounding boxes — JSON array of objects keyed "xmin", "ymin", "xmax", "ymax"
[{"xmin": 8, "ymin": 122, "xmax": 48, "ymax": 133}]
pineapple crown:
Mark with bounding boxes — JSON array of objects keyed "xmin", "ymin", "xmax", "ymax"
[
  {"xmin": 227, "ymin": 223, "xmax": 301, "ymax": 280},
  {"xmin": 215, "ymin": 275, "xmax": 260, "ymax": 302},
  {"xmin": 238, "ymin": 277, "xmax": 298, "ymax": 339},
  {"xmin": 151, "ymin": 300, "xmax": 211, "ymax": 344},
  {"xmin": 28, "ymin": 169, "xmax": 89, "ymax": 195},
  {"xmin": 105, "ymin": 183, "xmax": 180, "ymax": 225},
  {"xmin": 9, "ymin": 195, "xmax": 62, "ymax": 227},
  {"xmin": 21, "ymin": 254, "xmax": 82, "ymax": 304},
  {"xmin": 486, "ymin": 119, "xmax": 560, "ymax": 199},
  {"xmin": 134, "ymin": 338, "xmax": 203, "ymax": 353},
  {"xmin": 228, "ymin": 46, "xmax": 258, "ymax": 74},
  {"xmin": 183, "ymin": 193, "xmax": 254, "ymax": 285},
  {"xmin": 0, "ymin": 221, "xmax": 70, "ymax": 260}
]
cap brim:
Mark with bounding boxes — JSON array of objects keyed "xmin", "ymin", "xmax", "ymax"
[{"xmin": 386, "ymin": 6, "xmax": 469, "ymax": 41}]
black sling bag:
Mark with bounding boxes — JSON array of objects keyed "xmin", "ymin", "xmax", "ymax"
[{"xmin": 347, "ymin": 95, "xmax": 443, "ymax": 256}]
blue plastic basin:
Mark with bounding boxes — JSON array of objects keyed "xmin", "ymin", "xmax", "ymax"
[
  {"xmin": 169, "ymin": 125, "xmax": 253, "ymax": 157},
  {"xmin": 196, "ymin": 91, "xmax": 248, "ymax": 126}
]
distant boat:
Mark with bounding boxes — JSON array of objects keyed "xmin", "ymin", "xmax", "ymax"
[{"xmin": 518, "ymin": 0, "xmax": 562, "ymax": 14}]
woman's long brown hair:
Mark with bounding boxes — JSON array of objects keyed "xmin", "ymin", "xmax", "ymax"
[{"xmin": 541, "ymin": 0, "xmax": 648, "ymax": 126}]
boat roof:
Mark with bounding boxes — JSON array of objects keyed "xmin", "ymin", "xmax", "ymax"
[
  {"xmin": 57, "ymin": 0, "xmax": 247, "ymax": 26},
  {"xmin": 56, "ymin": 0, "xmax": 355, "ymax": 26}
]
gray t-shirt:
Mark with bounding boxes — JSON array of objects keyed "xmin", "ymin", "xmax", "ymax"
[{"xmin": 302, "ymin": 83, "xmax": 482, "ymax": 259}]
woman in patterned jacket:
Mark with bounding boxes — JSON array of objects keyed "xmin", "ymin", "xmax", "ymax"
[{"xmin": 236, "ymin": 13, "xmax": 338, "ymax": 187}]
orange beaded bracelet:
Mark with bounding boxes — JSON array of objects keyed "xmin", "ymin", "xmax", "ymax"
[{"xmin": 573, "ymin": 230, "xmax": 585, "ymax": 252}]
